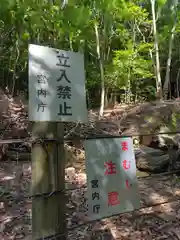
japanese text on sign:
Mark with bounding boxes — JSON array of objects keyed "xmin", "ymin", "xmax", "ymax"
[
  {"xmin": 28, "ymin": 44, "xmax": 88, "ymax": 122},
  {"xmin": 55, "ymin": 53, "xmax": 72, "ymax": 116},
  {"xmin": 85, "ymin": 137, "xmax": 140, "ymax": 221},
  {"xmin": 91, "ymin": 179, "xmax": 101, "ymax": 214}
]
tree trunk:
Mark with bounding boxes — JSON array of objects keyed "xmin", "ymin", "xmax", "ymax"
[
  {"xmin": 151, "ymin": 0, "xmax": 163, "ymax": 99},
  {"xmin": 32, "ymin": 122, "xmax": 67, "ymax": 239},
  {"xmin": 163, "ymin": 1, "xmax": 178, "ymax": 99},
  {"xmin": 104, "ymin": 87, "xmax": 109, "ymax": 107},
  {"xmin": 94, "ymin": 23, "xmax": 105, "ymax": 118},
  {"xmin": 176, "ymin": 69, "xmax": 180, "ymax": 98},
  {"xmin": 69, "ymin": 34, "xmax": 73, "ymax": 51}
]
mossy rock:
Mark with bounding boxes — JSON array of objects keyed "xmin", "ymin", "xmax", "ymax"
[{"xmin": 135, "ymin": 146, "xmax": 169, "ymax": 173}]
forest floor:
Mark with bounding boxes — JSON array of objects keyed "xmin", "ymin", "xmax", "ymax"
[
  {"xmin": 1, "ymin": 160, "xmax": 180, "ymax": 240},
  {"xmin": 1, "ymin": 99, "xmax": 180, "ymax": 239}
]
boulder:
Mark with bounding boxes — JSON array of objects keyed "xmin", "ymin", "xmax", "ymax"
[
  {"xmin": 156, "ymin": 126, "xmax": 180, "ymax": 148},
  {"xmin": 135, "ymin": 146, "xmax": 169, "ymax": 173}
]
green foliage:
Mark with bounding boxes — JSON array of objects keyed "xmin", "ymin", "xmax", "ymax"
[
  {"xmin": 108, "ymin": 40, "xmax": 153, "ymax": 89},
  {"xmin": 0, "ymin": 0, "xmax": 179, "ymax": 104}
]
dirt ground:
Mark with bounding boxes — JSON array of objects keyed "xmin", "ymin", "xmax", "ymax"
[
  {"xmin": 1, "ymin": 160, "xmax": 180, "ymax": 240},
  {"xmin": 1, "ymin": 99, "xmax": 180, "ymax": 239}
]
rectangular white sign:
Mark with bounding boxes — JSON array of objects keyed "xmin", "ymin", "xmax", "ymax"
[
  {"xmin": 28, "ymin": 44, "xmax": 88, "ymax": 122},
  {"xmin": 84, "ymin": 137, "xmax": 140, "ymax": 220}
]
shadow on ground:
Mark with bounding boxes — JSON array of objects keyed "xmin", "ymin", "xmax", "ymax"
[{"xmin": 1, "ymin": 160, "xmax": 180, "ymax": 239}]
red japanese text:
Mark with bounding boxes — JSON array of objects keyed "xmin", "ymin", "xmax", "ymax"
[
  {"xmin": 104, "ymin": 161, "xmax": 116, "ymax": 175},
  {"xmin": 121, "ymin": 141, "xmax": 128, "ymax": 151},
  {"xmin": 125, "ymin": 180, "xmax": 132, "ymax": 189},
  {"xmin": 123, "ymin": 160, "xmax": 131, "ymax": 170},
  {"xmin": 108, "ymin": 191, "xmax": 120, "ymax": 206}
]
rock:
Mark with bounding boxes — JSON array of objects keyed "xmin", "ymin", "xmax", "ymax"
[
  {"xmin": 156, "ymin": 126, "xmax": 180, "ymax": 148},
  {"xmin": 140, "ymin": 135, "xmax": 154, "ymax": 146},
  {"xmin": 135, "ymin": 146, "xmax": 169, "ymax": 173},
  {"xmin": 118, "ymin": 101, "xmax": 180, "ymax": 148}
]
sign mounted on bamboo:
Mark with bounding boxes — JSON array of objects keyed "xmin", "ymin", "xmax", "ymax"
[
  {"xmin": 84, "ymin": 137, "xmax": 140, "ymax": 220},
  {"xmin": 28, "ymin": 44, "xmax": 88, "ymax": 122}
]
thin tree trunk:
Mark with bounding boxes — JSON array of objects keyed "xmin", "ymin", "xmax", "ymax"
[
  {"xmin": 151, "ymin": 0, "xmax": 163, "ymax": 99},
  {"xmin": 176, "ymin": 69, "xmax": 180, "ymax": 98},
  {"xmin": 126, "ymin": 69, "xmax": 131, "ymax": 104},
  {"xmin": 163, "ymin": 1, "xmax": 178, "ymax": 99},
  {"xmin": 11, "ymin": 40, "xmax": 20, "ymax": 96},
  {"xmin": 69, "ymin": 36, "xmax": 73, "ymax": 51},
  {"xmin": 94, "ymin": 23, "xmax": 105, "ymax": 118},
  {"xmin": 126, "ymin": 21, "xmax": 136, "ymax": 104},
  {"xmin": 104, "ymin": 87, "xmax": 108, "ymax": 107},
  {"xmin": 163, "ymin": 26, "xmax": 175, "ymax": 99}
]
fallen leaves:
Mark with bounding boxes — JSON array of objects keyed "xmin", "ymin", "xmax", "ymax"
[{"xmin": 1, "ymin": 161, "xmax": 180, "ymax": 239}]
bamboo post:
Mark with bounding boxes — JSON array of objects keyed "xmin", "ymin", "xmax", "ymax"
[{"xmin": 31, "ymin": 122, "xmax": 67, "ymax": 239}]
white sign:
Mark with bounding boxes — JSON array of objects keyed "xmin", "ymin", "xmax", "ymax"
[
  {"xmin": 84, "ymin": 137, "xmax": 140, "ymax": 221},
  {"xmin": 28, "ymin": 44, "xmax": 88, "ymax": 122}
]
